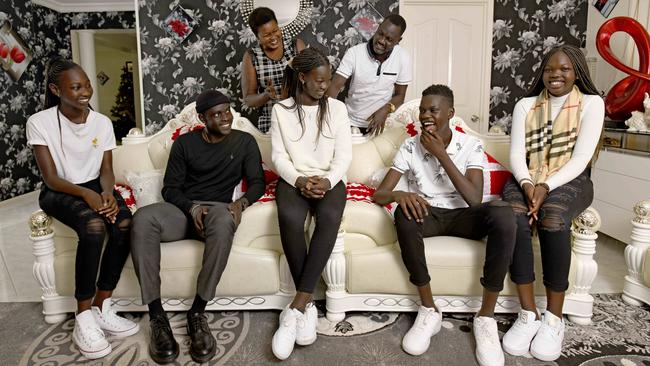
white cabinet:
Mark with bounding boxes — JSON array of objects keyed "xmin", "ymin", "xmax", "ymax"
[
  {"xmin": 399, "ymin": 0, "xmax": 493, "ymax": 133},
  {"xmin": 592, "ymin": 149, "xmax": 650, "ymax": 244}
]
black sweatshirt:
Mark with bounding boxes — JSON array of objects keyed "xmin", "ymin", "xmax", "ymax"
[{"xmin": 162, "ymin": 129, "xmax": 265, "ymax": 213}]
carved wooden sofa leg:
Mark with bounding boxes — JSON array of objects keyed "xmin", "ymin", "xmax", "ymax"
[
  {"xmin": 622, "ymin": 200, "xmax": 650, "ymax": 307},
  {"xmin": 30, "ymin": 210, "xmax": 68, "ymax": 324},
  {"xmin": 323, "ymin": 215, "xmax": 347, "ymax": 322}
]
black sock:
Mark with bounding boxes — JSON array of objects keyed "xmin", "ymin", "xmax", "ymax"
[
  {"xmin": 148, "ymin": 298, "xmax": 165, "ymax": 319},
  {"xmin": 189, "ymin": 294, "xmax": 207, "ymax": 314}
]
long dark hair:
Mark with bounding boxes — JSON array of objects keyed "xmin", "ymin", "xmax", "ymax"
[
  {"xmin": 280, "ymin": 47, "xmax": 331, "ymax": 140},
  {"xmin": 44, "ymin": 57, "xmax": 79, "ymax": 109},
  {"xmin": 525, "ymin": 44, "xmax": 600, "ymax": 97}
]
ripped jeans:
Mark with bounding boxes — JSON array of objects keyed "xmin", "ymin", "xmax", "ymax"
[
  {"xmin": 502, "ymin": 170, "xmax": 593, "ymax": 292},
  {"xmin": 39, "ymin": 178, "xmax": 132, "ymax": 301}
]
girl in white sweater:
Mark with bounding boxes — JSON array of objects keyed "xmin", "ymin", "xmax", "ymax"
[
  {"xmin": 270, "ymin": 47, "xmax": 352, "ymax": 360},
  {"xmin": 501, "ymin": 45, "xmax": 604, "ymax": 362}
]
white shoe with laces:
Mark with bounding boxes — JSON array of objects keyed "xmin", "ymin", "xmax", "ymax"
[
  {"xmin": 73, "ymin": 309, "xmax": 112, "ymax": 359},
  {"xmin": 296, "ymin": 302, "xmax": 317, "ymax": 346},
  {"xmin": 91, "ymin": 298, "xmax": 140, "ymax": 338},
  {"xmin": 473, "ymin": 316, "xmax": 504, "ymax": 366},
  {"xmin": 530, "ymin": 311, "xmax": 565, "ymax": 361},
  {"xmin": 272, "ymin": 306, "xmax": 302, "ymax": 360},
  {"xmin": 401, "ymin": 305, "xmax": 442, "ymax": 355},
  {"xmin": 502, "ymin": 309, "xmax": 541, "ymax": 356}
]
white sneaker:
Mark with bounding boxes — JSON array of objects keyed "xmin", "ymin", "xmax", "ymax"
[
  {"xmin": 91, "ymin": 298, "xmax": 140, "ymax": 338},
  {"xmin": 296, "ymin": 302, "xmax": 317, "ymax": 346},
  {"xmin": 502, "ymin": 309, "xmax": 541, "ymax": 356},
  {"xmin": 73, "ymin": 309, "xmax": 112, "ymax": 359},
  {"xmin": 530, "ymin": 311, "xmax": 565, "ymax": 361},
  {"xmin": 401, "ymin": 305, "xmax": 442, "ymax": 355},
  {"xmin": 272, "ymin": 306, "xmax": 302, "ymax": 360},
  {"xmin": 473, "ymin": 316, "xmax": 504, "ymax": 366}
]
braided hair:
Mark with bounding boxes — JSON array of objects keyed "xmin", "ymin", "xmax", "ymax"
[
  {"xmin": 44, "ymin": 57, "xmax": 79, "ymax": 109},
  {"xmin": 280, "ymin": 47, "xmax": 331, "ymax": 140},
  {"xmin": 525, "ymin": 44, "xmax": 600, "ymax": 97}
]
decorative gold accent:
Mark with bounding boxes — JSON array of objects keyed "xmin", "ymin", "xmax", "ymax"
[
  {"xmin": 573, "ymin": 207, "xmax": 601, "ymax": 234},
  {"xmin": 29, "ymin": 210, "xmax": 53, "ymax": 237},
  {"xmin": 633, "ymin": 199, "xmax": 650, "ymax": 224}
]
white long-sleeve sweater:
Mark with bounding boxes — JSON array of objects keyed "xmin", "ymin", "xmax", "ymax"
[
  {"xmin": 270, "ymin": 97, "xmax": 352, "ymax": 188},
  {"xmin": 510, "ymin": 93, "xmax": 605, "ymax": 191}
]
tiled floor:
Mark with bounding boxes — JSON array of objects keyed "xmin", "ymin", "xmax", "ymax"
[{"xmin": 0, "ymin": 191, "xmax": 630, "ymax": 302}]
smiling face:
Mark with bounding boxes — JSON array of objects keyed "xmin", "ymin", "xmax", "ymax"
[
  {"xmin": 256, "ymin": 20, "xmax": 282, "ymax": 51},
  {"xmin": 372, "ymin": 20, "xmax": 403, "ymax": 56},
  {"xmin": 199, "ymin": 103, "xmax": 233, "ymax": 137},
  {"xmin": 50, "ymin": 66, "xmax": 92, "ymax": 112},
  {"xmin": 542, "ymin": 50, "xmax": 577, "ymax": 97},
  {"xmin": 419, "ymin": 94, "xmax": 454, "ymax": 134},
  {"xmin": 299, "ymin": 65, "xmax": 332, "ymax": 104}
]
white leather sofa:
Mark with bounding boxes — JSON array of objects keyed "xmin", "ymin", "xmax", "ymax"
[
  {"xmin": 28, "ymin": 99, "xmax": 601, "ymax": 325},
  {"xmin": 622, "ymin": 199, "xmax": 650, "ymax": 307}
]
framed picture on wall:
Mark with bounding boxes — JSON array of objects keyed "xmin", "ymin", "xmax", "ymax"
[
  {"xmin": 163, "ymin": 5, "xmax": 197, "ymax": 43},
  {"xmin": 0, "ymin": 21, "xmax": 32, "ymax": 82},
  {"xmin": 593, "ymin": 0, "xmax": 620, "ymax": 18}
]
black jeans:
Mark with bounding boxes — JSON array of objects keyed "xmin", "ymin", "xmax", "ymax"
[
  {"xmin": 502, "ymin": 170, "xmax": 593, "ymax": 292},
  {"xmin": 395, "ymin": 201, "xmax": 516, "ymax": 292},
  {"xmin": 39, "ymin": 178, "xmax": 132, "ymax": 301},
  {"xmin": 275, "ymin": 179, "xmax": 346, "ymax": 293}
]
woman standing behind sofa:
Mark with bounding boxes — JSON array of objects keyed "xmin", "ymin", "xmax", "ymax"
[
  {"xmin": 270, "ymin": 47, "xmax": 352, "ymax": 360},
  {"xmin": 26, "ymin": 58, "xmax": 139, "ymax": 359},
  {"xmin": 241, "ymin": 6, "xmax": 306, "ymax": 133},
  {"xmin": 501, "ymin": 45, "xmax": 604, "ymax": 362}
]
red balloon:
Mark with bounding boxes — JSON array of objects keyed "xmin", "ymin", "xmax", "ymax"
[{"xmin": 596, "ymin": 17, "xmax": 650, "ymax": 120}]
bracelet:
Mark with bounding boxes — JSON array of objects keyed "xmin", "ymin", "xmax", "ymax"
[{"xmin": 535, "ymin": 182, "xmax": 550, "ymax": 194}]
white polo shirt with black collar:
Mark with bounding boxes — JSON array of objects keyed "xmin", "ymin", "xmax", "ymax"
[{"xmin": 336, "ymin": 43, "xmax": 412, "ymax": 128}]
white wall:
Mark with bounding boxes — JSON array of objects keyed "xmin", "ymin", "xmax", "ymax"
[{"xmin": 584, "ymin": 0, "xmax": 650, "ymax": 95}]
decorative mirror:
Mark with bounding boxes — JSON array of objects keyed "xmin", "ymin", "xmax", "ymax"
[{"xmin": 240, "ymin": 0, "xmax": 313, "ymax": 39}]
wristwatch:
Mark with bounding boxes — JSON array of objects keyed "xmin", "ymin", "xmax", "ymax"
[
  {"xmin": 535, "ymin": 182, "xmax": 550, "ymax": 194},
  {"xmin": 387, "ymin": 102, "xmax": 396, "ymax": 113}
]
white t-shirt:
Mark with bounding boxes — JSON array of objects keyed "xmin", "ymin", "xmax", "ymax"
[
  {"xmin": 26, "ymin": 106, "xmax": 117, "ymax": 184},
  {"xmin": 392, "ymin": 128, "xmax": 486, "ymax": 209},
  {"xmin": 270, "ymin": 97, "xmax": 352, "ymax": 188},
  {"xmin": 509, "ymin": 93, "xmax": 604, "ymax": 191},
  {"xmin": 336, "ymin": 43, "xmax": 412, "ymax": 128}
]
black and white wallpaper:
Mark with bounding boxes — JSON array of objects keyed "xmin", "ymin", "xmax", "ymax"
[
  {"xmin": 0, "ymin": 1, "xmax": 135, "ymax": 201},
  {"xmin": 489, "ymin": 0, "xmax": 588, "ymax": 132},
  {"xmin": 138, "ymin": 0, "xmax": 398, "ymax": 134}
]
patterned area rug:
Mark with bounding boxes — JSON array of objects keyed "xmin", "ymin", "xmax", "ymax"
[{"xmin": 18, "ymin": 294, "xmax": 650, "ymax": 365}]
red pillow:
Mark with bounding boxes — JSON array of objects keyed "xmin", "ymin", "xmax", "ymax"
[{"xmin": 114, "ymin": 184, "xmax": 137, "ymax": 213}]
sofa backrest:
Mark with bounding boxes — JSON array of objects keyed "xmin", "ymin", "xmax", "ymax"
[{"xmin": 111, "ymin": 99, "xmax": 511, "ymax": 186}]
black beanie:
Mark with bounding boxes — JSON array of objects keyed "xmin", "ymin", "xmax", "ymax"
[{"xmin": 195, "ymin": 90, "xmax": 230, "ymax": 113}]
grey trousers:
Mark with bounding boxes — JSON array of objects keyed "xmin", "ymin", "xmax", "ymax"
[{"xmin": 130, "ymin": 201, "xmax": 236, "ymax": 304}]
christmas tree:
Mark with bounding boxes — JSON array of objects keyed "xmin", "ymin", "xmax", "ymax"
[{"xmin": 110, "ymin": 64, "xmax": 136, "ymax": 140}]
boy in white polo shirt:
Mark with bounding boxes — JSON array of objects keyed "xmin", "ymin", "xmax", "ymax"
[
  {"xmin": 373, "ymin": 85, "xmax": 517, "ymax": 366},
  {"xmin": 327, "ymin": 14, "xmax": 412, "ymax": 136}
]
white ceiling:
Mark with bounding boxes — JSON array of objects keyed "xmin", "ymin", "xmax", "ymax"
[{"xmin": 32, "ymin": 0, "xmax": 135, "ymax": 13}]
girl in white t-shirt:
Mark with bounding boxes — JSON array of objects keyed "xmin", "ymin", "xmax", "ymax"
[
  {"xmin": 26, "ymin": 58, "xmax": 139, "ymax": 359},
  {"xmin": 270, "ymin": 47, "xmax": 352, "ymax": 360},
  {"xmin": 501, "ymin": 45, "xmax": 604, "ymax": 362}
]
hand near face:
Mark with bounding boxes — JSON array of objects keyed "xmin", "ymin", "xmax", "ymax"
[{"xmin": 420, "ymin": 129, "xmax": 447, "ymax": 159}]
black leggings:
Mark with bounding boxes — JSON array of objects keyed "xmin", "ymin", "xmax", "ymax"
[
  {"xmin": 39, "ymin": 178, "xmax": 132, "ymax": 301},
  {"xmin": 395, "ymin": 201, "xmax": 517, "ymax": 292},
  {"xmin": 502, "ymin": 171, "xmax": 593, "ymax": 292},
  {"xmin": 275, "ymin": 179, "xmax": 346, "ymax": 293}
]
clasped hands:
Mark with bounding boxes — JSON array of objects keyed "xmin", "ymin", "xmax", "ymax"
[
  {"xmin": 295, "ymin": 176, "xmax": 331, "ymax": 199},
  {"xmin": 522, "ymin": 183, "xmax": 549, "ymax": 226},
  {"xmin": 191, "ymin": 200, "xmax": 246, "ymax": 238},
  {"xmin": 83, "ymin": 190, "xmax": 119, "ymax": 223}
]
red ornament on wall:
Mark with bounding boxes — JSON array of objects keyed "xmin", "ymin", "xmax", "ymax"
[{"xmin": 596, "ymin": 17, "xmax": 650, "ymax": 120}]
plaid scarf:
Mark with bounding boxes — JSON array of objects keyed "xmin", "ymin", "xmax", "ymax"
[{"xmin": 525, "ymin": 86, "xmax": 582, "ymax": 183}]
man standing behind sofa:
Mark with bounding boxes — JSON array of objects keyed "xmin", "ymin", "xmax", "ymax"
[
  {"xmin": 326, "ymin": 14, "xmax": 411, "ymax": 136},
  {"xmin": 130, "ymin": 90, "xmax": 265, "ymax": 364}
]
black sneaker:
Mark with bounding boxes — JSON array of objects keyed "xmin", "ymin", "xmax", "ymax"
[
  {"xmin": 148, "ymin": 313, "xmax": 179, "ymax": 364},
  {"xmin": 187, "ymin": 312, "xmax": 216, "ymax": 363}
]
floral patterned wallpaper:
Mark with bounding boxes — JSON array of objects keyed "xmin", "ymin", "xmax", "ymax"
[
  {"xmin": 0, "ymin": 0, "xmax": 134, "ymax": 201},
  {"xmin": 489, "ymin": 0, "xmax": 588, "ymax": 133},
  {"xmin": 139, "ymin": 0, "xmax": 398, "ymax": 134}
]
